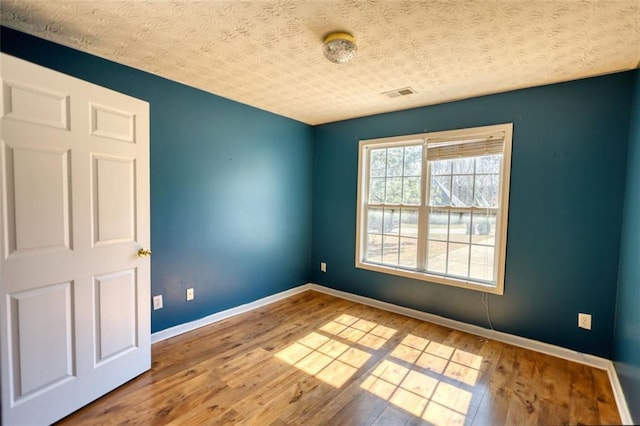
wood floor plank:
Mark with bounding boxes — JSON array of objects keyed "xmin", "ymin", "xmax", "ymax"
[
  {"xmin": 502, "ymin": 347, "xmax": 541, "ymax": 425},
  {"xmin": 372, "ymin": 404, "xmax": 411, "ymax": 425},
  {"xmin": 470, "ymin": 344, "xmax": 518, "ymax": 426},
  {"xmin": 56, "ymin": 290, "xmax": 622, "ymax": 426},
  {"xmin": 327, "ymin": 392, "xmax": 389, "ymax": 425},
  {"xmin": 534, "ymin": 355, "xmax": 573, "ymax": 425},
  {"xmin": 568, "ymin": 362, "xmax": 600, "ymax": 424},
  {"xmin": 593, "ymin": 367, "xmax": 623, "ymax": 425}
]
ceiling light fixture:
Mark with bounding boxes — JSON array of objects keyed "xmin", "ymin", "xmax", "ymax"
[{"xmin": 322, "ymin": 32, "xmax": 357, "ymax": 64}]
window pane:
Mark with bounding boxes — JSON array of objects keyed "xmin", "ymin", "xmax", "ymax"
[
  {"xmin": 447, "ymin": 243, "xmax": 469, "ymax": 277},
  {"xmin": 385, "ymin": 177, "xmax": 403, "ymax": 203},
  {"xmin": 476, "ymin": 155, "xmax": 501, "ymax": 174},
  {"xmin": 427, "ymin": 240, "xmax": 447, "ymax": 273},
  {"xmin": 474, "ymin": 174, "xmax": 499, "ymax": 207},
  {"xmin": 369, "ymin": 177, "xmax": 386, "ymax": 203},
  {"xmin": 452, "ymin": 175, "xmax": 473, "ymax": 206},
  {"xmin": 470, "ymin": 245, "xmax": 494, "ymax": 281},
  {"xmin": 383, "ymin": 208, "xmax": 400, "ymax": 235},
  {"xmin": 428, "ymin": 211, "xmax": 448, "ymax": 241},
  {"xmin": 430, "ymin": 176, "xmax": 451, "ymax": 206},
  {"xmin": 471, "ymin": 211, "xmax": 496, "ymax": 245},
  {"xmin": 399, "ymin": 237, "xmax": 417, "ymax": 267},
  {"xmin": 449, "ymin": 212, "xmax": 471, "ymax": 243},
  {"xmin": 387, "ymin": 148, "xmax": 404, "ymax": 177},
  {"xmin": 402, "ymin": 177, "xmax": 421, "ymax": 205},
  {"xmin": 453, "ymin": 158, "xmax": 474, "ymax": 174},
  {"xmin": 382, "ymin": 235, "xmax": 399, "ymax": 265},
  {"xmin": 366, "ymin": 234, "xmax": 382, "ymax": 262},
  {"xmin": 432, "ymin": 160, "xmax": 452, "ymax": 175},
  {"xmin": 370, "ymin": 149, "xmax": 387, "ymax": 176},
  {"xmin": 400, "ymin": 209, "xmax": 419, "ymax": 237},
  {"xmin": 367, "ymin": 208, "xmax": 383, "ymax": 233},
  {"xmin": 404, "ymin": 146, "xmax": 422, "ymax": 176}
]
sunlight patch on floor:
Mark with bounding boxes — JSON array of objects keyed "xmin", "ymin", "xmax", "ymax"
[
  {"xmin": 319, "ymin": 314, "xmax": 397, "ymax": 350},
  {"xmin": 275, "ymin": 315, "xmax": 397, "ymax": 388},
  {"xmin": 274, "ymin": 318, "xmax": 483, "ymax": 424},
  {"xmin": 361, "ymin": 334, "xmax": 482, "ymax": 425}
]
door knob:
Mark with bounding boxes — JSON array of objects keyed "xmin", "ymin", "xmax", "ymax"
[{"xmin": 138, "ymin": 248, "xmax": 152, "ymax": 258}]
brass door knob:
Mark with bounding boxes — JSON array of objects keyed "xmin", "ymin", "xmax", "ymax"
[{"xmin": 138, "ymin": 248, "xmax": 152, "ymax": 258}]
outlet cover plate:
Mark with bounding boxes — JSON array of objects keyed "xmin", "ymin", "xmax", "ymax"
[
  {"xmin": 153, "ymin": 295, "xmax": 163, "ymax": 310},
  {"xmin": 186, "ymin": 288, "xmax": 194, "ymax": 301},
  {"xmin": 578, "ymin": 313, "xmax": 592, "ymax": 330}
]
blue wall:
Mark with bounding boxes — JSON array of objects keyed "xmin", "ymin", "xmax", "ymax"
[
  {"xmin": 1, "ymin": 27, "xmax": 313, "ymax": 332},
  {"xmin": 1, "ymin": 27, "xmax": 637, "ymax": 369},
  {"xmin": 614, "ymin": 69, "xmax": 640, "ymax": 423},
  {"xmin": 311, "ymin": 74, "xmax": 635, "ymax": 358}
]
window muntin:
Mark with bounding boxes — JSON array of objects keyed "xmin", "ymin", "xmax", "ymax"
[{"xmin": 356, "ymin": 124, "xmax": 512, "ymax": 294}]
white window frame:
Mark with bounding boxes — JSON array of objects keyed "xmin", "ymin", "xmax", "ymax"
[{"xmin": 355, "ymin": 123, "xmax": 513, "ymax": 295}]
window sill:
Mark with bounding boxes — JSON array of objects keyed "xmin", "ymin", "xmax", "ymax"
[{"xmin": 355, "ymin": 261, "xmax": 504, "ymax": 295}]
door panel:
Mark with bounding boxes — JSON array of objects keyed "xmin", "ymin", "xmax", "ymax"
[
  {"xmin": 3, "ymin": 81, "xmax": 70, "ymax": 130},
  {"xmin": 10, "ymin": 145, "xmax": 72, "ymax": 253},
  {"xmin": 93, "ymin": 155, "xmax": 136, "ymax": 245},
  {"xmin": 94, "ymin": 269, "xmax": 138, "ymax": 363},
  {"xmin": 1, "ymin": 53, "xmax": 150, "ymax": 426},
  {"xmin": 90, "ymin": 103, "xmax": 136, "ymax": 142},
  {"xmin": 9, "ymin": 281, "xmax": 74, "ymax": 399}
]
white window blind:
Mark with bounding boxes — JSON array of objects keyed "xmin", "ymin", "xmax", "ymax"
[{"xmin": 426, "ymin": 132, "xmax": 505, "ymax": 161}]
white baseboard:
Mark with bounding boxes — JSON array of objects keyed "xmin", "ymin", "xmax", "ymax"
[
  {"xmin": 306, "ymin": 284, "xmax": 611, "ymax": 369},
  {"xmin": 607, "ymin": 363, "xmax": 634, "ymax": 425},
  {"xmin": 151, "ymin": 282, "xmax": 632, "ymax": 423},
  {"xmin": 151, "ymin": 284, "xmax": 314, "ymax": 344}
]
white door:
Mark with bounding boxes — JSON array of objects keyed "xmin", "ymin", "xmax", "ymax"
[{"xmin": 0, "ymin": 54, "xmax": 151, "ymax": 425}]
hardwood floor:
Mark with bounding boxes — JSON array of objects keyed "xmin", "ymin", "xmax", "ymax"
[{"xmin": 57, "ymin": 290, "xmax": 621, "ymax": 425}]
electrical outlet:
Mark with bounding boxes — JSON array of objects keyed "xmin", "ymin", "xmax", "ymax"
[
  {"xmin": 321, "ymin": 262, "xmax": 327, "ymax": 273},
  {"xmin": 186, "ymin": 288, "xmax": 194, "ymax": 301},
  {"xmin": 578, "ymin": 313, "xmax": 592, "ymax": 330},
  {"xmin": 153, "ymin": 295, "xmax": 163, "ymax": 310}
]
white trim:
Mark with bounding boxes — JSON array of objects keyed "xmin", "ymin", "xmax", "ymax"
[
  {"xmin": 355, "ymin": 123, "xmax": 512, "ymax": 295},
  {"xmin": 354, "ymin": 262, "xmax": 504, "ymax": 295},
  {"xmin": 150, "ymin": 282, "xmax": 631, "ymax": 423},
  {"xmin": 307, "ymin": 284, "xmax": 609, "ymax": 368},
  {"xmin": 150, "ymin": 284, "xmax": 314, "ymax": 344},
  {"xmin": 607, "ymin": 362, "xmax": 634, "ymax": 425}
]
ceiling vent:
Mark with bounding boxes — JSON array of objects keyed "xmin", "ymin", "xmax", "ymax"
[{"xmin": 382, "ymin": 87, "xmax": 417, "ymax": 98}]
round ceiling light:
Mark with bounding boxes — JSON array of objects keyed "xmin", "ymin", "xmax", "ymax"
[{"xmin": 322, "ymin": 32, "xmax": 357, "ymax": 64}]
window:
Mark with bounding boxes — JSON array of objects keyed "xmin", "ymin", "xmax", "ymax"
[{"xmin": 356, "ymin": 124, "xmax": 513, "ymax": 294}]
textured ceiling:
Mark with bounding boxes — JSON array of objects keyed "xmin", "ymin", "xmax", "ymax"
[{"xmin": 1, "ymin": 1, "xmax": 639, "ymax": 125}]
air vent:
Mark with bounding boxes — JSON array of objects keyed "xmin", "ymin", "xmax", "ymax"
[{"xmin": 382, "ymin": 87, "xmax": 417, "ymax": 98}]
